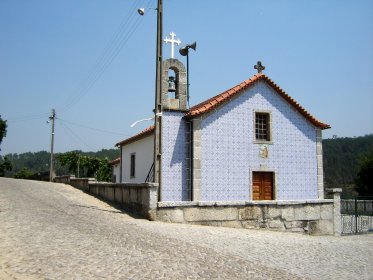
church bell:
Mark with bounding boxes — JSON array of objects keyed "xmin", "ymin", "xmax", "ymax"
[{"xmin": 168, "ymin": 76, "xmax": 176, "ymax": 92}]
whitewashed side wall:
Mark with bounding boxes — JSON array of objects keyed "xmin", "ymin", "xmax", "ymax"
[
  {"xmin": 112, "ymin": 163, "xmax": 120, "ymax": 183},
  {"xmin": 121, "ymin": 135, "xmax": 154, "ymax": 183},
  {"xmin": 199, "ymin": 80, "xmax": 319, "ymax": 201},
  {"xmin": 161, "ymin": 111, "xmax": 188, "ymax": 201}
]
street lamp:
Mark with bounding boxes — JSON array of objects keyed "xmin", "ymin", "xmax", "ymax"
[
  {"xmin": 130, "ymin": 113, "xmax": 162, "ymax": 128},
  {"xmin": 137, "ymin": 8, "xmax": 145, "ymax": 15},
  {"xmin": 179, "ymin": 42, "xmax": 196, "ymax": 107}
]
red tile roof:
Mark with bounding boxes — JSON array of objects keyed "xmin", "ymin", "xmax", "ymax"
[
  {"xmin": 116, "ymin": 125, "xmax": 155, "ymax": 147},
  {"xmin": 116, "ymin": 73, "xmax": 330, "ymax": 146},
  {"xmin": 185, "ymin": 73, "xmax": 330, "ymax": 129},
  {"xmin": 109, "ymin": 157, "xmax": 120, "ymax": 165}
]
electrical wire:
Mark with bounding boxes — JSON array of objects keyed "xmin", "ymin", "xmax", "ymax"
[
  {"xmin": 6, "ymin": 0, "xmax": 155, "ymax": 152},
  {"xmin": 58, "ymin": 119, "xmax": 95, "ymax": 151},
  {"xmin": 58, "ymin": 118, "xmax": 130, "ymax": 137},
  {"xmin": 6, "ymin": 112, "xmax": 50, "ymax": 123},
  {"xmin": 58, "ymin": 0, "xmax": 154, "ymax": 114}
]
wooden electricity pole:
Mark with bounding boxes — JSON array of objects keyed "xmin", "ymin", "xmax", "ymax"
[
  {"xmin": 49, "ymin": 109, "xmax": 56, "ymax": 182},
  {"xmin": 154, "ymin": 0, "xmax": 163, "ymax": 198}
]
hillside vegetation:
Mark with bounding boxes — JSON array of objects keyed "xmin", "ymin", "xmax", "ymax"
[
  {"xmin": 323, "ymin": 134, "xmax": 373, "ymax": 195},
  {"xmin": 1, "ymin": 149, "xmax": 120, "ymax": 179}
]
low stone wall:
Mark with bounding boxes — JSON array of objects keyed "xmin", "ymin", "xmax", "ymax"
[
  {"xmin": 54, "ymin": 176, "xmax": 158, "ymax": 220},
  {"xmin": 156, "ymin": 200, "xmax": 337, "ymax": 235},
  {"xmin": 71, "ymin": 178, "xmax": 96, "ymax": 192},
  {"xmin": 88, "ymin": 183, "xmax": 158, "ymax": 220},
  {"xmin": 54, "ymin": 175, "xmax": 74, "ymax": 184},
  {"xmin": 54, "ymin": 176, "xmax": 96, "ymax": 192}
]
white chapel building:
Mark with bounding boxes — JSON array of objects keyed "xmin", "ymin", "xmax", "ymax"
[{"xmin": 115, "ymin": 53, "xmax": 330, "ymax": 203}]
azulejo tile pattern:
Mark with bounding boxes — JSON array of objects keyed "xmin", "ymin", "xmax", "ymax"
[
  {"xmin": 161, "ymin": 111, "xmax": 188, "ymax": 201},
  {"xmin": 200, "ymin": 81, "xmax": 318, "ymax": 201},
  {"xmin": 161, "ymin": 81, "xmax": 320, "ymax": 201}
]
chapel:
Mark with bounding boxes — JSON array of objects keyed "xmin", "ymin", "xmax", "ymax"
[{"xmin": 115, "ymin": 56, "xmax": 330, "ymax": 202}]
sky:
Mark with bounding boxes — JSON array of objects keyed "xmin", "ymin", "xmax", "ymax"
[{"xmin": 1, "ymin": 0, "xmax": 372, "ymax": 155}]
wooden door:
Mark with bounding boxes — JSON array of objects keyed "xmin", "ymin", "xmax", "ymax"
[{"xmin": 252, "ymin": 172, "xmax": 274, "ymax": 200}]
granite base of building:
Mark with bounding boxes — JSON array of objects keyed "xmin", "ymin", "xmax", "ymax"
[
  {"xmin": 156, "ymin": 200, "xmax": 338, "ymax": 235},
  {"xmin": 54, "ymin": 176, "xmax": 341, "ymax": 236}
]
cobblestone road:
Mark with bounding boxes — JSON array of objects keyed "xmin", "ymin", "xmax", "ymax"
[{"xmin": 0, "ymin": 178, "xmax": 372, "ymax": 280}]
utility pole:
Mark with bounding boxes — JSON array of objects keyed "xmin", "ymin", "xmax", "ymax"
[
  {"xmin": 154, "ymin": 0, "xmax": 163, "ymax": 198},
  {"xmin": 77, "ymin": 153, "xmax": 80, "ymax": 178},
  {"xmin": 49, "ymin": 109, "xmax": 56, "ymax": 182}
]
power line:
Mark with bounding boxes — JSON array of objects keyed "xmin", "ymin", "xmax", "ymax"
[
  {"xmin": 7, "ymin": 112, "xmax": 50, "ymax": 123},
  {"xmin": 59, "ymin": 0, "xmax": 153, "ymax": 114},
  {"xmin": 58, "ymin": 118, "xmax": 130, "ymax": 137},
  {"xmin": 58, "ymin": 119, "xmax": 95, "ymax": 151}
]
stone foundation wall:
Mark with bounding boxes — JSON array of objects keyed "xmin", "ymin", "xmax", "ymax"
[
  {"xmin": 55, "ymin": 176, "xmax": 341, "ymax": 235},
  {"xmin": 157, "ymin": 200, "xmax": 336, "ymax": 235}
]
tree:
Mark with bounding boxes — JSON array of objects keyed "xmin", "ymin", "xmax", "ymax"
[
  {"xmin": 0, "ymin": 156, "xmax": 12, "ymax": 176},
  {"xmin": 57, "ymin": 151, "xmax": 80, "ymax": 175},
  {"xmin": 56, "ymin": 152, "xmax": 112, "ymax": 181},
  {"xmin": 355, "ymin": 153, "xmax": 373, "ymax": 196},
  {"xmin": 0, "ymin": 115, "xmax": 7, "ymax": 150},
  {"xmin": 80, "ymin": 156, "xmax": 100, "ymax": 177},
  {"xmin": 0, "ymin": 116, "xmax": 12, "ymax": 176},
  {"xmin": 96, "ymin": 159, "xmax": 112, "ymax": 182},
  {"xmin": 14, "ymin": 167, "xmax": 34, "ymax": 179}
]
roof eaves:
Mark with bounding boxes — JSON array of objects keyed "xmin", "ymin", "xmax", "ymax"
[
  {"xmin": 185, "ymin": 73, "xmax": 262, "ymax": 118},
  {"xmin": 115, "ymin": 125, "xmax": 155, "ymax": 147},
  {"xmin": 109, "ymin": 157, "xmax": 120, "ymax": 165},
  {"xmin": 262, "ymin": 75, "xmax": 331, "ymax": 129}
]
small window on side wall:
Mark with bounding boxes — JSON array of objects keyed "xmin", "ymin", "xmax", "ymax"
[
  {"xmin": 255, "ymin": 112, "xmax": 271, "ymax": 142},
  {"xmin": 130, "ymin": 153, "xmax": 136, "ymax": 178}
]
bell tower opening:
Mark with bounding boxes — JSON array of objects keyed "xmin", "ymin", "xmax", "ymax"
[
  {"xmin": 162, "ymin": 58, "xmax": 187, "ymax": 111},
  {"xmin": 167, "ymin": 69, "xmax": 177, "ymax": 99}
]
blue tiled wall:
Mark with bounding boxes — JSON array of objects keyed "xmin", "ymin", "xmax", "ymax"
[
  {"xmin": 161, "ymin": 111, "xmax": 188, "ymax": 201},
  {"xmin": 200, "ymin": 81, "xmax": 318, "ymax": 200}
]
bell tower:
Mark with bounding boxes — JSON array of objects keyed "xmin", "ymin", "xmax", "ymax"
[{"xmin": 161, "ymin": 58, "xmax": 187, "ymax": 111}]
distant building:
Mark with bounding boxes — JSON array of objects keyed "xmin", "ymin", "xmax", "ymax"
[{"xmin": 109, "ymin": 157, "xmax": 121, "ymax": 183}]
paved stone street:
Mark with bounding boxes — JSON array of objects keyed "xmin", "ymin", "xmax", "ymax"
[{"xmin": 0, "ymin": 178, "xmax": 372, "ymax": 280}]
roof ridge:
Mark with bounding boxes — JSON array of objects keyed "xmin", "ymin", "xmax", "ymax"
[{"xmin": 186, "ymin": 73, "xmax": 330, "ymax": 129}]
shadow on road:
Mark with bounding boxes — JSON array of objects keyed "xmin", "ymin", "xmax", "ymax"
[{"xmin": 69, "ymin": 202, "xmax": 144, "ymax": 220}]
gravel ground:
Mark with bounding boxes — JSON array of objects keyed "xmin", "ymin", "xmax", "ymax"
[{"xmin": 0, "ymin": 178, "xmax": 372, "ymax": 280}]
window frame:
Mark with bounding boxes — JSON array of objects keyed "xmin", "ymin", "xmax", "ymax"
[
  {"xmin": 130, "ymin": 153, "xmax": 136, "ymax": 178},
  {"xmin": 253, "ymin": 110, "xmax": 272, "ymax": 144}
]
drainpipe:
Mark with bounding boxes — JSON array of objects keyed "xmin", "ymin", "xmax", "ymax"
[
  {"xmin": 190, "ymin": 120, "xmax": 194, "ymax": 201},
  {"xmin": 119, "ymin": 146, "xmax": 123, "ymax": 182}
]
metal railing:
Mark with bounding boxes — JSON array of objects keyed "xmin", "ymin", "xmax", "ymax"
[
  {"xmin": 341, "ymin": 196, "xmax": 373, "ymax": 235},
  {"xmin": 145, "ymin": 163, "xmax": 154, "ymax": 183}
]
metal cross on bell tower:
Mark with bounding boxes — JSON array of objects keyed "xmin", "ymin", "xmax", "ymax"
[
  {"xmin": 164, "ymin": 32, "xmax": 181, "ymax": 59},
  {"xmin": 254, "ymin": 61, "xmax": 265, "ymax": 73}
]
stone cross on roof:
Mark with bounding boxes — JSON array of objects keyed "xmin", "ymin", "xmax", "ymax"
[
  {"xmin": 164, "ymin": 32, "xmax": 181, "ymax": 59},
  {"xmin": 254, "ymin": 61, "xmax": 265, "ymax": 73}
]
